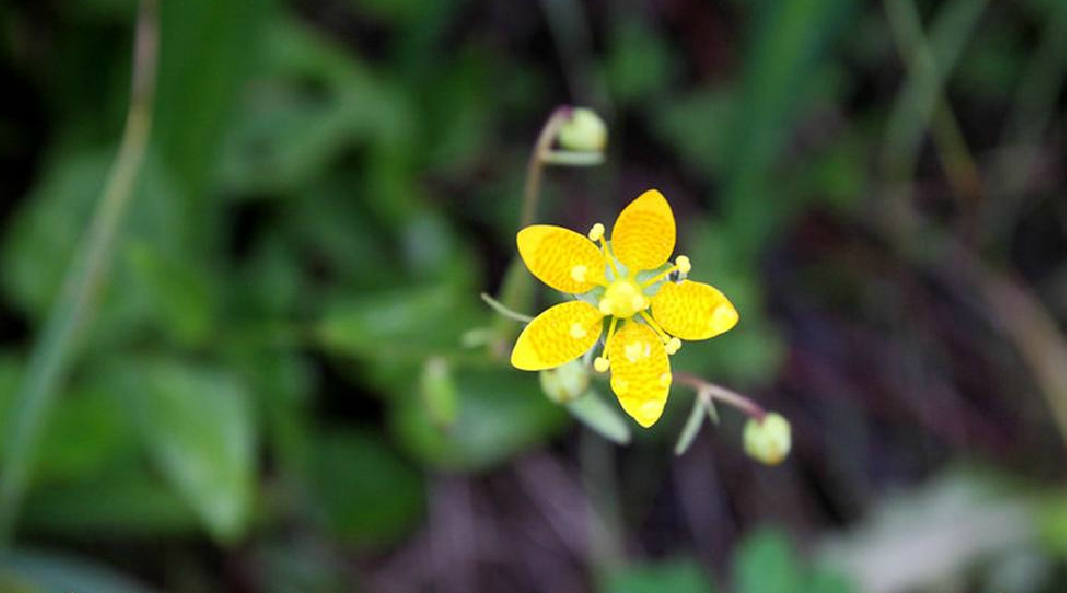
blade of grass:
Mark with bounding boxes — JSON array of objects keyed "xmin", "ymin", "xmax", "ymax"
[
  {"xmin": 0, "ymin": 0, "xmax": 159, "ymax": 550},
  {"xmin": 881, "ymin": 0, "xmax": 989, "ymax": 183}
]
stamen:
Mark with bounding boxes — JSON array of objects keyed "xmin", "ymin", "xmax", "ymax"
[
  {"xmin": 639, "ymin": 311, "xmax": 676, "ymax": 350},
  {"xmin": 675, "ymin": 255, "xmax": 691, "ymax": 275},
  {"xmin": 665, "ymin": 337, "xmax": 681, "ymax": 355},
  {"xmin": 596, "ymin": 234, "xmax": 621, "ymax": 278},
  {"xmin": 641, "ymin": 255, "xmax": 691, "ymax": 288},
  {"xmin": 593, "ymin": 316, "xmax": 619, "ymax": 373},
  {"xmin": 587, "ymin": 223, "xmax": 605, "ymax": 242}
]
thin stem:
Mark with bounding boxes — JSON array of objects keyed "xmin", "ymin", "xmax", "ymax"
[
  {"xmin": 673, "ymin": 372, "xmax": 766, "ymax": 421},
  {"xmin": 0, "ymin": 0, "xmax": 159, "ymax": 551},
  {"xmin": 519, "ymin": 106, "xmax": 573, "ymax": 229},
  {"xmin": 480, "ymin": 292, "xmax": 534, "ymax": 323}
]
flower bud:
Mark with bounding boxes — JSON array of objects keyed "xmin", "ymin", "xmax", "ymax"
[
  {"xmin": 540, "ymin": 359, "xmax": 589, "ymax": 404},
  {"xmin": 743, "ymin": 413, "xmax": 791, "ymax": 465},
  {"xmin": 557, "ymin": 108, "xmax": 607, "ymax": 153}
]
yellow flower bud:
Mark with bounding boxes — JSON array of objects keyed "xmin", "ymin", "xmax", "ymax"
[
  {"xmin": 743, "ymin": 413, "xmax": 791, "ymax": 465},
  {"xmin": 540, "ymin": 359, "xmax": 589, "ymax": 404},
  {"xmin": 557, "ymin": 108, "xmax": 607, "ymax": 153}
]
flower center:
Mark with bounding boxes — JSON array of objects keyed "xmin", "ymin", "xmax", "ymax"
[{"xmin": 598, "ymin": 277, "xmax": 649, "ymax": 318}]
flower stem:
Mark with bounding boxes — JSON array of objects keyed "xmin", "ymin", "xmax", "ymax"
[
  {"xmin": 673, "ymin": 372, "xmax": 766, "ymax": 422},
  {"xmin": 480, "ymin": 292, "xmax": 534, "ymax": 323},
  {"xmin": 0, "ymin": 0, "xmax": 158, "ymax": 551},
  {"xmin": 519, "ymin": 106, "xmax": 573, "ymax": 229},
  {"xmin": 490, "ymin": 107, "xmax": 575, "ymax": 354}
]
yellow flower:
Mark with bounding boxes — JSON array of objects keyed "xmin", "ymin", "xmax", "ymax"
[{"xmin": 510, "ymin": 189, "xmax": 739, "ymax": 428}]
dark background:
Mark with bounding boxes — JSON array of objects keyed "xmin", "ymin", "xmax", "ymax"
[{"xmin": 1, "ymin": 0, "xmax": 1067, "ymax": 592}]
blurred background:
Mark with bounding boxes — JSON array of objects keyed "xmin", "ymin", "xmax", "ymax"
[{"xmin": 2, "ymin": 0, "xmax": 1067, "ymax": 591}]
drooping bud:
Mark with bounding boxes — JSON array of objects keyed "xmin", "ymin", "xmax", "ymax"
[
  {"xmin": 540, "ymin": 359, "xmax": 589, "ymax": 404},
  {"xmin": 743, "ymin": 413, "xmax": 791, "ymax": 465},
  {"xmin": 557, "ymin": 108, "xmax": 607, "ymax": 153}
]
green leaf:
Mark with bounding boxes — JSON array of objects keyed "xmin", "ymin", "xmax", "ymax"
[
  {"xmin": 393, "ymin": 368, "xmax": 567, "ymax": 471},
  {"xmin": 318, "ymin": 282, "xmax": 481, "ymax": 361},
  {"xmin": 308, "ymin": 429, "xmax": 424, "ymax": 548},
  {"xmin": 0, "ymin": 149, "xmax": 185, "ymax": 347},
  {"xmin": 674, "ymin": 394, "xmax": 706, "ymax": 455},
  {"xmin": 605, "ymin": 557, "xmax": 715, "ymax": 593},
  {"xmin": 605, "ymin": 15, "xmax": 678, "ymax": 106},
  {"xmin": 125, "ymin": 241, "xmax": 215, "ymax": 347},
  {"xmin": 0, "ymin": 355, "xmax": 138, "ymax": 486},
  {"xmin": 420, "ymin": 357, "xmax": 458, "ymax": 428},
  {"xmin": 2, "ymin": 549, "xmax": 160, "ymax": 593},
  {"xmin": 152, "ymin": 0, "xmax": 276, "ymax": 204},
  {"xmin": 21, "ymin": 471, "xmax": 200, "ymax": 537},
  {"xmin": 128, "ymin": 360, "xmax": 256, "ymax": 543},
  {"xmin": 734, "ymin": 529, "xmax": 803, "ymax": 593},
  {"xmin": 567, "ymin": 390, "xmax": 632, "ymax": 445}
]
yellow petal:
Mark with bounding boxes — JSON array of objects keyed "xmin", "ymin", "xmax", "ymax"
[
  {"xmin": 517, "ymin": 225, "xmax": 606, "ymax": 294},
  {"xmin": 511, "ymin": 301, "xmax": 605, "ymax": 371},
  {"xmin": 610, "ymin": 189, "xmax": 676, "ymax": 272},
  {"xmin": 606, "ymin": 321, "xmax": 672, "ymax": 427},
  {"xmin": 651, "ymin": 280, "xmax": 739, "ymax": 341}
]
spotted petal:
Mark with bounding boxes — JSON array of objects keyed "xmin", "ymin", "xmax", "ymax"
[
  {"xmin": 511, "ymin": 301, "xmax": 605, "ymax": 371},
  {"xmin": 651, "ymin": 280, "xmax": 738, "ymax": 341},
  {"xmin": 610, "ymin": 189, "xmax": 676, "ymax": 272},
  {"xmin": 517, "ymin": 225, "xmax": 606, "ymax": 294},
  {"xmin": 607, "ymin": 321, "xmax": 672, "ymax": 428}
]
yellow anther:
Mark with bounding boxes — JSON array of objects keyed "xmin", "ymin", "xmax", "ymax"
[
  {"xmin": 613, "ymin": 379, "xmax": 629, "ymax": 395},
  {"xmin": 665, "ymin": 337, "xmax": 681, "ymax": 355},
  {"xmin": 659, "ymin": 372, "xmax": 673, "ymax": 386},
  {"xmin": 676, "ymin": 255, "xmax": 691, "ymax": 275},
  {"xmin": 588, "ymin": 222, "xmax": 605, "ymax": 242},
  {"xmin": 594, "ymin": 357, "xmax": 610, "ymax": 372},
  {"xmin": 569, "ymin": 323, "xmax": 587, "ymax": 339},
  {"xmin": 598, "ymin": 299, "xmax": 613, "ymax": 315},
  {"xmin": 570, "ymin": 265, "xmax": 587, "ymax": 282}
]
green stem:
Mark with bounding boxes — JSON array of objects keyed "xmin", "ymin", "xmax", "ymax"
[
  {"xmin": 479, "ymin": 292, "xmax": 534, "ymax": 323},
  {"xmin": 490, "ymin": 107, "xmax": 574, "ymax": 353},
  {"xmin": 0, "ymin": 0, "xmax": 159, "ymax": 551}
]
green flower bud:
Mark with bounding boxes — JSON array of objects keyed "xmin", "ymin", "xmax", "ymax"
[
  {"xmin": 743, "ymin": 413, "xmax": 791, "ymax": 465},
  {"xmin": 557, "ymin": 108, "xmax": 607, "ymax": 153},
  {"xmin": 540, "ymin": 359, "xmax": 589, "ymax": 404}
]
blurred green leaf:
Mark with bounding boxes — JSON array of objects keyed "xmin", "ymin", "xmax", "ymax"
[
  {"xmin": 0, "ymin": 355, "xmax": 138, "ymax": 486},
  {"xmin": 567, "ymin": 390, "xmax": 632, "ymax": 445},
  {"xmin": 318, "ymin": 282, "xmax": 481, "ymax": 361},
  {"xmin": 656, "ymin": 89, "xmax": 734, "ymax": 179},
  {"xmin": 129, "ymin": 359, "xmax": 256, "ymax": 543},
  {"xmin": 674, "ymin": 394, "xmax": 706, "ymax": 455},
  {"xmin": 420, "ymin": 357, "xmax": 458, "ymax": 428},
  {"xmin": 251, "ymin": 541, "xmax": 350, "ymax": 593},
  {"xmin": 734, "ymin": 529, "xmax": 804, "ymax": 593},
  {"xmin": 720, "ymin": 0, "xmax": 860, "ymax": 254},
  {"xmin": 605, "ymin": 15, "xmax": 678, "ymax": 106},
  {"xmin": 22, "ymin": 472, "xmax": 200, "ymax": 537},
  {"xmin": 393, "ymin": 368, "xmax": 567, "ymax": 471},
  {"xmin": 0, "ymin": 149, "xmax": 185, "ymax": 347},
  {"xmin": 220, "ymin": 17, "xmax": 412, "ymax": 194},
  {"xmin": 126, "ymin": 240, "xmax": 215, "ymax": 347},
  {"xmin": 308, "ymin": 428, "xmax": 424, "ymax": 548},
  {"xmin": 2, "ymin": 549, "xmax": 160, "ymax": 593},
  {"xmin": 153, "ymin": 0, "xmax": 276, "ymax": 205},
  {"xmin": 605, "ymin": 557, "xmax": 715, "ymax": 593}
]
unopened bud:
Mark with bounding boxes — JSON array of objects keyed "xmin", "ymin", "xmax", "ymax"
[
  {"xmin": 743, "ymin": 413, "xmax": 791, "ymax": 465},
  {"xmin": 540, "ymin": 359, "xmax": 589, "ymax": 404},
  {"xmin": 557, "ymin": 108, "xmax": 607, "ymax": 153}
]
